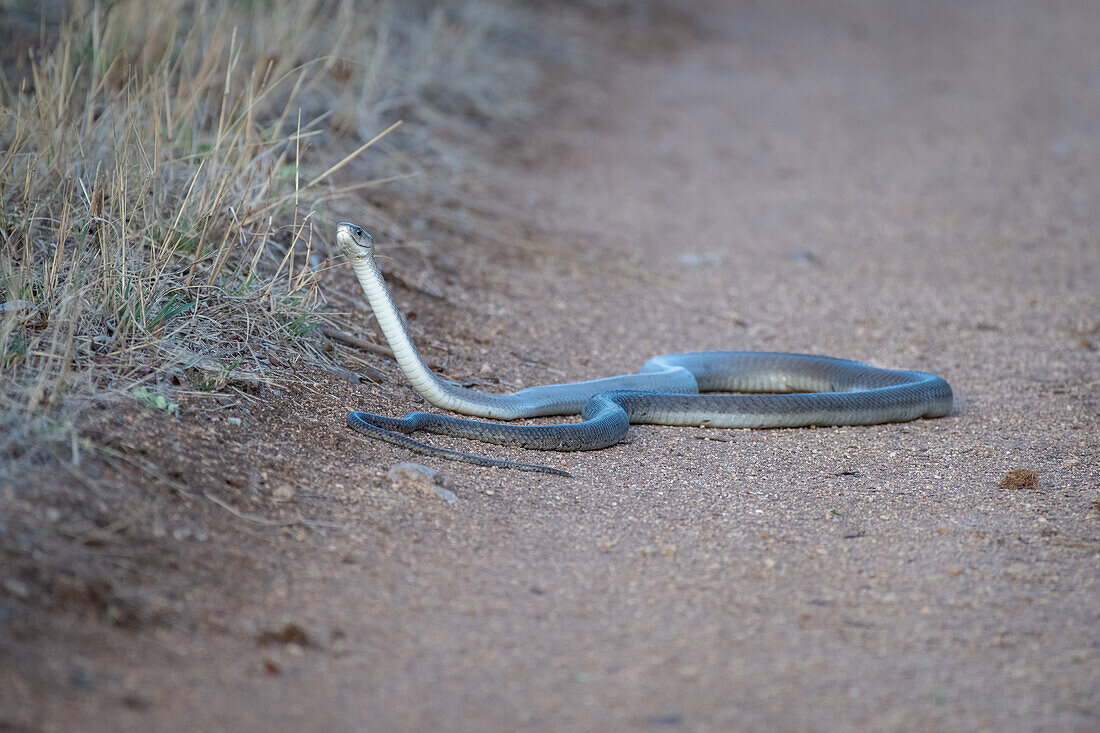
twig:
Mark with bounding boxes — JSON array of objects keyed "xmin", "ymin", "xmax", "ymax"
[
  {"xmin": 94, "ymin": 444, "xmax": 198, "ymax": 498},
  {"xmin": 260, "ymin": 120, "xmax": 402, "ymax": 214},
  {"xmin": 201, "ymin": 490, "xmax": 292, "ymax": 526},
  {"xmin": 320, "ymin": 325, "xmax": 394, "ymax": 359},
  {"xmin": 385, "ymin": 267, "xmax": 446, "ymax": 300},
  {"xmin": 71, "ymin": 503, "xmax": 149, "ymax": 546},
  {"xmin": 691, "ymin": 432, "xmax": 733, "ymax": 442},
  {"xmin": 202, "ymin": 490, "xmax": 343, "ymax": 529}
]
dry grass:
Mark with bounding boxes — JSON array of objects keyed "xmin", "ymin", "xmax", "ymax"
[{"xmin": 0, "ymin": 0, "xmax": 535, "ymax": 477}]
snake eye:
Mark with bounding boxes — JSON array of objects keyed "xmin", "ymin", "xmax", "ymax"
[{"xmin": 354, "ymin": 227, "xmax": 364, "ymax": 238}]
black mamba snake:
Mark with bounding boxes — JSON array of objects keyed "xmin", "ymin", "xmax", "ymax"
[{"xmin": 336, "ymin": 222, "xmax": 952, "ymax": 476}]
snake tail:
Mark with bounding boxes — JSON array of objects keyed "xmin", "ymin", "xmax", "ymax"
[{"xmin": 346, "ymin": 412, "xmax": 573, "ymax": 477}]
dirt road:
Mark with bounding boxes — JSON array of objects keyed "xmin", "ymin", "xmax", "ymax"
[{"xmin": 6, "ymin": 1, "xmax": 1098, "ymax": 730}]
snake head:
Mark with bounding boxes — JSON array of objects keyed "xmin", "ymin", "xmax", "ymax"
[{"xmin": 336, "ymin": 222, "xmax": 374, "ymax": 262}]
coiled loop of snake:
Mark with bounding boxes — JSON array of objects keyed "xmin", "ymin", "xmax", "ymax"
[{"xmin": 336, "ymin": 223, "xmax": 953, "ymax": 476}]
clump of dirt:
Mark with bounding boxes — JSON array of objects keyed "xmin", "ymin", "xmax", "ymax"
[
  {"xmin": 255, "ymin": 623, "xmax": 314, "ymax": 648},
  {"xmin": 1000, "ymin": 469, "xmax": 1040, "ymax": 490}
]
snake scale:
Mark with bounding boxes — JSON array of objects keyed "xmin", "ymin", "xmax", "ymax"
[{"xmin": 336, "ymin": 222, "xmax": 953, "ymax": 476}]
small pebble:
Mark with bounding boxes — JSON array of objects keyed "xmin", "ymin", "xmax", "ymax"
[
  {"xmin": 121, "ymin": 693, "xmax": 152, "ymax": 710},
  {"xmin": 785, "ymin": 250, "xmax": 822, "ymax": 263},
  {"xmin": 331, "ymin": 368, "xmax": 361, "ymax": 384},
  {"xmin": 433, "ymin": 486, "xmax": 459, "ymax": 504},
  {"xmin": 3, "ymin": 578, "xmax": 30, "ymax": 600},
  {"xmin": 387, "ymin": 462, "xmax": 438, "ymax": 485},
  {"xmin": 387, "ymin": 462, "xmax": 457, "ymax": 504},
  {"xmin": 272, "ymin": 484, "xmax": 295, "ymax": 502},
  {"xmin": 0, "ymin": 299, "xmax": 37, "ymax": 314}
]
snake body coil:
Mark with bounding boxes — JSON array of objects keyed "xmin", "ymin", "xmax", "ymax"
[{"xmin": 336, "ymin": 222, "xmax": 952, "ymax": 475}]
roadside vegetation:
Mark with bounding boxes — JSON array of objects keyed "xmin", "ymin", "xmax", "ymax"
[{"xmin": 0, "ymin": 0, "xmax": 536, "ymax": 478}]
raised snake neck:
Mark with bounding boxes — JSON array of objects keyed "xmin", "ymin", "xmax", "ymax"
[{"xmin": 336, "ymin": 222, "xmax": 953, "ymax": 476}]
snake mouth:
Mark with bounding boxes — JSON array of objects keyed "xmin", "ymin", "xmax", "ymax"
[{"xmin": 337, "ymin": 222, "xmax": 374, "ymax": 260}]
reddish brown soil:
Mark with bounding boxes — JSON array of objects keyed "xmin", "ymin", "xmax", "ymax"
[{"xmin": 3, "ymin": 2, "xmax": 1098, "ymax": 731}]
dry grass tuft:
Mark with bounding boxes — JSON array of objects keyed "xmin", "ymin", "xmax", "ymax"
[
  {"xmin": 0, "ymin": 0, "xmax": 536, "ymax": 474},
  {"xmin": 999, "ymin": 469, "xmax": 1039, "ymax": 490}
]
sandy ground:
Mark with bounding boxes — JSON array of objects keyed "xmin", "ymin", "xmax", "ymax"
[{"xmin": 4, "ymin": 1, "xmax": 1098, "ymax": 731}]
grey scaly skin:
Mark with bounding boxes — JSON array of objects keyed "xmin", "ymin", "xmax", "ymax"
[{"xmin": 336, "ymin": 222, "xmax": 953, "ymax": 476}]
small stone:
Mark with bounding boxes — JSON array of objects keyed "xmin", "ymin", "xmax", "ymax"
[
  {"xmin": 786, "ymin": 250, "xmax": 821, "ymax": 264},
  {"xmin": 432, "ymin": 486, "xmax": 459, "ymax": 504},
  {"xmin": 3, "ymin": 578, "xmax": 30, "ymax": 600},
  {"xmin": 388, "ymin": 462, "xmax": 458, "ymax": 504},
  {"xmin": 332, "ymin": 368, "xmax": 361, "ymax": 385},
  {"xmin": 388, "ymin": 462, "xmax": 438, "ymax": 486},
  {"xmin": 121, "ymin": 693, "xmax": 152, "ymax": 710},
  {"xmin": 227, "ymin": 416, "xmax": 242, "ymax": 427},
  {"xmin": 0, "ymin": 299, "xmax": 37, "ymax": 314},
  {"xmin": 69, "ymin": 667, "xmax": 93, "ymax": 691},
  {"xmin": 272, "ymin": 484, "xmax": 295, "ymax": 502},
  {"xmin": 647, "ymin": 714, "xmax": 685, "ymax": 727},
  {"xmin": 255, "ymin": 623, "xmax": 313, "ymax": 647}
]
